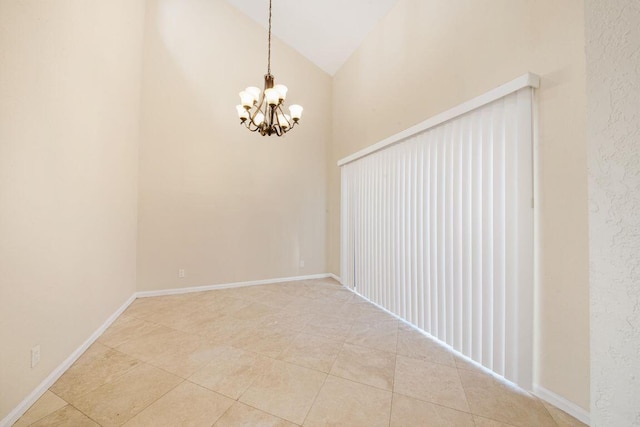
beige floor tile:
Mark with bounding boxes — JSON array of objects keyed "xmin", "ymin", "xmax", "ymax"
[
  {"xmin": 330, "ymin": 343, "xmax": 396, "ymax": 390},
  {"xmin": 189, "ymin": 346, "xmax": 272, "ymax": 399},
  {"xmin": 352, "ymin": 303, "xmax": 398, "ymax": 323},
  {"xmin": 279, "ymin": 333, "xmax": 343, "ymax": 373},
  {"xmin": 115, "ymin": 326, "xmax": 193, "ymax": 362},
  {"xmin": 98, "ymin": 316, "xmax": 164, "ymax": 348},
  {"xmin": 322, "ymin": 301, "xmax": 362, "ymax": 320},
  {"xmin": 304, "ymin": 375, "xmax": 392, "ymax": 427},
  {"xmin": 396, "ymin": 326, "xmax": 456, "ymax": 367},
  {"xmin": 71, "ymin": 363, "xmax": 182, "ymax": 426},
  {"xmin": 148, "ymin": 337, "xmax": 229, "ymax": 378},
  {"xmin": 542, "ymin": 401, "xmax": 587, "ymax": 427},
  {"xmin": 196, "ymin": 317, "xmax": 256, "ymax": 346},
  {"xmin": 240, "ymin": 360, "xmax": 326, "ymax": 425},
  {"xmin": 189, "ymin": 294, "xmax": 249, "ymax": 313},
  {"xmin": 390, "ymin": 393, "xmax": 475, "ymax": 426},
  {"xmin": 309, "ymin": 300, "xmax": 351, "ymax": 317},
  {"xmin": 284, "ymin": 297, "xmax": 328, "ymax": 316},
  {"xmin": 50, "ymin": 345, "xmax": 140, "ymax": 403},
  {"xmin": 266, "ymin": 283, "xmax": 310, "ymax": 298},
  {"xmin": 174, "ymin": 307, "xmax": 248, "ymax": 335},
  {"xmin": 234, "ymin": 285, "xmax": 278, "ymax": 301},
  {"xmin": 394, "ymin": 355, "xmax": 469, "ymax": 412},
  {"xmin": 123, "ymin": 381, "xmax": 233, "ymax": 426},
  {"xmin": 71, "ymin": 341, "xmax": 111, "ymax": 360},
  {"xmin": 259, "ymin": 311, "xmax": 315, "ymax": 332},
  {"xmin": 214, "ymin": 402, "xmax": 298, "ymax": 427},
  {"xmin": 458, "ymin": 369, "xmax": 556, "ymax": 427},
  {"xmin": 311, "ymin": 286, "xmax": 354, "ymax": 302},
  {"xmin": 123, "ymin": 296, "xmax": 185, "ymax": 319},
  {"xmin": 473, "ymin": 415, "xmax": 518, "ymax": 426},
  {"xmin": 261, "ymin": 293, "xmax": 299, "ymax": 309},
  {"xmin": 140, "ymin": 304, "xmax": 227, "ymax": 332},
  {"xmin": 232, "ymin": 302, "xmax": 280, "ymax": 320},
  {"xmin": 303, "ymin": 314, "xmax": 354, "ymax": 340},
  {"xmin": 345, "ymin": 319, "xmax": 399, "ymax": 353},
  {"xmin": 13, "ymin": 391, "xmax": 68, "ymax": 427},
  {"xmin": 234, "ymin": 326, "xmax": 300, "ymax": 358},
  {"xmin": 29, "ymin": 405, "xmax": 99, "ymax": 426}
]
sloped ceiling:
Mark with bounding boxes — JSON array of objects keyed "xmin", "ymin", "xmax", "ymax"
[{"xmin": 224, "ymin": 0, "xmax": 398, "ymax": 75}]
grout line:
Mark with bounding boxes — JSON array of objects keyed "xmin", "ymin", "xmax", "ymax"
[
  {"xmin": 392, "ymin": 390, "xmax": 475, "ymax": 416},
  {"xmin": 119, "ymin": 373, "xmax": 185, "ymax": 425},
  {"xmin": 67, "ymin": 402, "xmax": 104, "ymax": 426},
  {"xmin": 300, "ymin": 371, "xmax": 329, "ymax": 426},
  {"xmin": 18, "ymin": 391, "xmax": 70, "ymax": 426},
  {"xmin": 455, "ymin": 363, "xmax": 473, "ymax": 417},
  {"xmin": 228, "ymin": 400, "xmax": 304, "ymax": 426},
  {"xmin": 209, "ymin": 400, "xmax": 233, "ymax": 427}
]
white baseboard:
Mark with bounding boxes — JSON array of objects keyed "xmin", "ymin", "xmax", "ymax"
[
  {"xmin": 135, "ymin": 273, "xmax": 333, "ymax": 298},
  {"xmin": 534, "ymin": 384, "xmax": 590, "ymax": 425},
  {"xmin": 0, "ymin": 294, "xmax": 137, "ymax": 427},
  {"xmin": 328, "ymin": 273, "xmax": 341, "ymax": 283}
]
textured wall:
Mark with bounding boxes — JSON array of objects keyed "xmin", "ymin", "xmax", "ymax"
[
  {"xmin": 330, "ymin": 0, "xmax": 589, "ymax": 411},
  {"xmin": 0, "ymin": 0, "xmax": 145, "ymax": 420},
  {"xmin": 586, "ymin": 1, "xmax": 640, "ymax": 425}
]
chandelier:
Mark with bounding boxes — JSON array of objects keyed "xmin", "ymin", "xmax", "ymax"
[{"xmin": 235, "ymin": 0, "xmax": 303, "ymax": 136}]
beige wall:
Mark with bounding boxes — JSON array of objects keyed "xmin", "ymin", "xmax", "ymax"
[
  {"xmin": 329, "ymin": 0, "xmax": 589, "ymax": 410},
  {"xmin": 0, "ymin": 0, "xmax": 146, "ymax": 420},
  {"xmin": 136, "ymin": 0, "xmax": 331, "ymax": 291}
]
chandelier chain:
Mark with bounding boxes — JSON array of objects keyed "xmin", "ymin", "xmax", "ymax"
[{"xmin": 267, "ymin": 0, "xmax": 272, "ymax": 75}]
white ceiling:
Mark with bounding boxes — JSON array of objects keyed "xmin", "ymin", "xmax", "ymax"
[{"xmin": 224, "ymin": 0, "xmax": 398, "ymax": 76}]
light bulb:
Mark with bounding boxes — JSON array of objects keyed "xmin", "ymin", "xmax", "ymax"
[
  {"xmin": 265, "ymin": 88, "xmax": 279, "ymax": 106},
  {"xmin": 239, "ymin": 91, "xmax": 254, "ymax": 108},
  {"xmin": 254, "ymin": 112, "xmax": 265, "ymax": 125},
  {"xmin": 289, "ymin": 104, "xmax": 303, "ymax": 121},
  {"xmin": 274, "ymin": 84, "xmax": 288, "ymax": 101}
]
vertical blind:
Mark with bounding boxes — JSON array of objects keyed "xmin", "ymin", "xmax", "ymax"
[{"xmin": 340, "ymin": 83, "xmax": 535, "ymax": 390}]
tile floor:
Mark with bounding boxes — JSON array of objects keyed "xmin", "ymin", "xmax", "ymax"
[{"xmin": 15, "ymin": 278, "xmax": 586, "ymax": 426}]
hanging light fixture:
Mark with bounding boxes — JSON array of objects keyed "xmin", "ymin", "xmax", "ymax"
[{"xmin": 236, "ymin": 0, "xmax": 303, "ymax": 136}]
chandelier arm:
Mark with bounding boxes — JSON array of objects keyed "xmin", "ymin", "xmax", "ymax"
[
  {"xmin": 248, "ymin": 97, "xmax": 265, "ymax": 124},
  {"xmin": 242, "ymin": 119, "xmax": 258, "ymax": 132}
]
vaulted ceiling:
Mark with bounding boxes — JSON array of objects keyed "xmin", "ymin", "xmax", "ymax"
[{"xmin": 224, "ymin": 0, "xmax": 398, "ymax": 75}]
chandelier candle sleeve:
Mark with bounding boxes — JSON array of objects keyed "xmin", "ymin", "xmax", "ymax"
[
  {"xmin": 236, "ymin": 105, "xmax": 249, "ymax": 121},
  {"xmin": 265, "ymin": 88, "xmax": 279, "ymax": 107},
  {"xmin": 289, "ymin": 104, "xmax": 303, "ymax": 121},
  {"xmin": 246, "ymin": 87, "xmax": 261, "ymax": 101},
  {"xmin": 235, "ymin": 0, "xmax": 303, "ymax": 137}
]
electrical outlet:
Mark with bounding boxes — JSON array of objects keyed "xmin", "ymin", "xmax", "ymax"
[
  {"xmin": 299, "ymin": 260, "xmax": 305, "ymax": 268},
  {"xmin": 178, "ymin": 269, "xmax": 185, "ymax": 278},
  {"xmin": 31, "ymin": 345, "xmax": 40, "ymax": 368}
]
